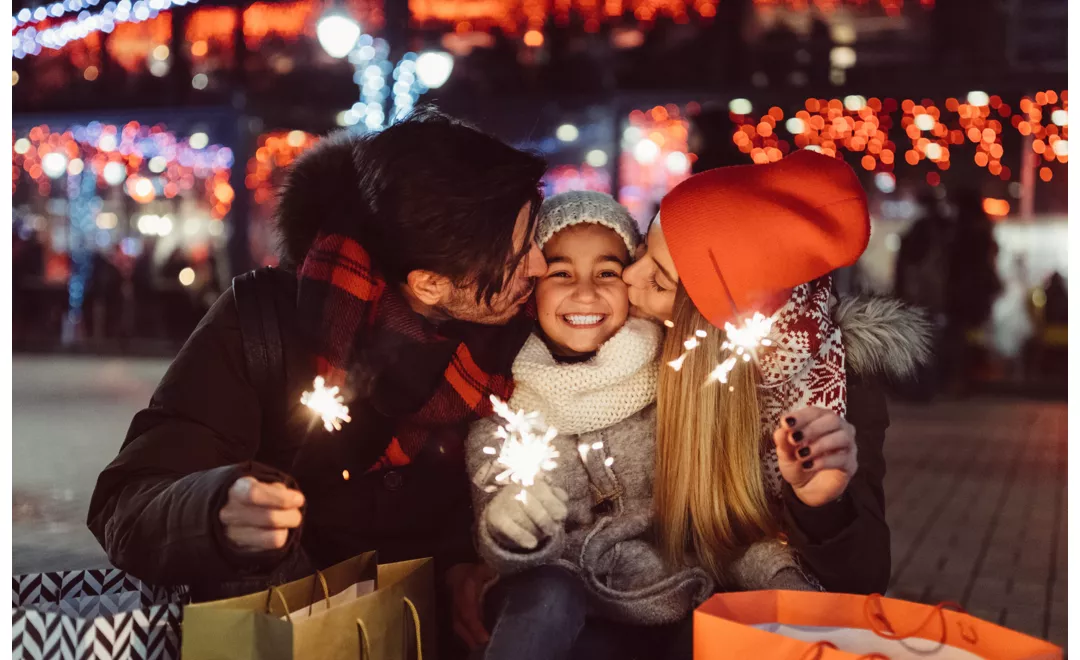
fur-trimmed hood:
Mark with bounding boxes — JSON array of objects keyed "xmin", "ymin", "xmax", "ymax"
[
  {"xmin": 835, "ymin": 296, "xmax": 933, "ymax": 380},
  {"xmin": 273, "ymin": 130, "xmax": 366, "ymax": 270}
]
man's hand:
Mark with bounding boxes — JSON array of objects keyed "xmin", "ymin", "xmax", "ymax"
[
  {"xmin": 773, "ymin": 407, "xmax": 858, "ymax": 508},
  {"xmin": 445, "ymin": 562, "xmax": 496, "ymax": 650},
  {"xmin": 218, "ymin": 476, "xmax": 305, "ymax": 552}
]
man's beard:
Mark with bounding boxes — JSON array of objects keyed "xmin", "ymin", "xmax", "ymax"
[{"xmin": 438, "ymin": 278, "xmax": 535, "ymax": 325}]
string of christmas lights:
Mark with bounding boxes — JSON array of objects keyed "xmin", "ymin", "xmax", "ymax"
[{"xmin": 13, "ymin": 0, "xmax": 201, "ymax": 58}]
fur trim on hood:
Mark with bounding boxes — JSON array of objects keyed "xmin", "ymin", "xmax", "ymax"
[
  {"xmin": 273, "ymin": 130, "xmax": 366, "ymax": 270},
  {"xmin": 836, "ymin": 297, "xmax": 933, "ymax": 380}
]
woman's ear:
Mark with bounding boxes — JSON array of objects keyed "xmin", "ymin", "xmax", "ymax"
[{"xmin": 405, "ymin": 270, "xmax": 451, "ymax": 306}]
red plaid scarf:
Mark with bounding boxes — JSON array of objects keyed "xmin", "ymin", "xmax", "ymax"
[{"xmin": 297, "ymin": 232, "xmax": 534, "ymax": 472}]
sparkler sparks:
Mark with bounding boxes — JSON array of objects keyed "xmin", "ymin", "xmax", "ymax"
[
  {"xmin": 301, "ymin": 376, "xmax": 352, "ymax": 432},
  {"xmin": 487, "ymin": 396, "xmax": 559, "ymax": 502},
  {"xmin": 668, "ymin": 311, "xmax": 778, "ymax": 386}
]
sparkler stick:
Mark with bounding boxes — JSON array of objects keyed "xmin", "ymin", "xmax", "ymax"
[
  {"xmin": 487, "ymin": 395, "xmax": 559, "ymax": 502},
  {"xmin": 300, "ymin": 376, "xmax": 352, "ymax": 432}
]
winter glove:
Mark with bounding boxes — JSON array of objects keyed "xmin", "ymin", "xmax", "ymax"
[{"xmin": 483, "ymin": 479, "xmax": 569, "ymax": 551}]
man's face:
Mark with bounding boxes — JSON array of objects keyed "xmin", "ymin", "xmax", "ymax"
[{"xmin": 438, "ymin": 202, "xmax": 547, "ymax": 325}]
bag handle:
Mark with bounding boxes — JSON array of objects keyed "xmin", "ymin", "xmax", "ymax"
[
  {"xmin": 267, "ymin": 586, "xmax": 292, "ymax": 623},
  {"xmin": 305, "ymin": 571, "xmax": 333, "ymax": 616},
  {"xmin": 355, "ymin": 597, "xmax": 423, "ymax": 660},
  {"xmin": 798, "ymin": 641, "xmax": 889, "ymax": 660},
  {"xmin": 357, "ymin": 619, "xmax": 372, "ymax": 660},
  {"xmin": 403, "ymin": 596, "xmax": 423, "ymax": 660},
  {"xmin": 863, "ymin": 593, "xmax": 973, "ymax": 644}
]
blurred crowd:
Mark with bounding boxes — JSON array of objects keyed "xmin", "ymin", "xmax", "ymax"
[
  {"xmin": 893, "ymin": 189, "xmax": 1067, "ymax": 398},
  {"xmin": 12, "ymin": 230, "xmax": 224, "ymax": 351}
]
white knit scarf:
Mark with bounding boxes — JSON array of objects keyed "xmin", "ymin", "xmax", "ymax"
[
  {"xmin": 756, "ymin": 276, "xmax": 848, "ymax": 499},
  {"xmin": 508, "ymin": 317, "xmax": 662, "ymax": 435}
]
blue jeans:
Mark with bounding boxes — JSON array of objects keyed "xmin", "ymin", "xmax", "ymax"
[
  {"xmin": 477, "ymin": 565, "xmax": 689, "ymax": 660},
  {"xmin": 480, "ymin": 565, "xmax": 589, "ymax": 660}
]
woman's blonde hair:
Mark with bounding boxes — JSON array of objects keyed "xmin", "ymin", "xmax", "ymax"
[{"xmin": 655, "ymin": 285, "xmax": 779, "ymax": 583}]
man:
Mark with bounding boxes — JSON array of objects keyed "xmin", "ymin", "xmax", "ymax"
[{"xmin": 87, "ymin": 110, "xmax": 547, "ymax": 656}]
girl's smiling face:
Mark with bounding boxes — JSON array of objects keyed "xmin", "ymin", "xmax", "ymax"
[
  {"xmin": 622, "ymin": 221, "xmax": 678, "ymax": 322},
  {"xmin": 535, "ymin": 223, "xmax": 631, "ymax": 357}
]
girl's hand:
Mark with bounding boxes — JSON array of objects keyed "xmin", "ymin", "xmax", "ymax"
[
  {"xmin": 772, "ymin": 407, "xmax": 858, "ymax": 508},
  {"xmin": 484, "ymin": 479, "xmax": 569, "ymax": 550}
]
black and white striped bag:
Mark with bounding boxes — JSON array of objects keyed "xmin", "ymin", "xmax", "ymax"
[{"xmin": 12, "ymin": 568, "xmax": 189, "ymax": 660}]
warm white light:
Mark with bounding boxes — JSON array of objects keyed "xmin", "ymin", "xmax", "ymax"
[
  {"xmin": 885, "ymin": 233, "xmax": 901, "ymax": 252},
  {"xmin": 785, "ymin": 118, "xmax": 805, "ymax": 134},
  {"xmin": 633, "ymin": 139, "xmax": 660, "ymax": 164},
  {"xmin": 149, "ymin": 60, "xmax": 170, "ymax": 77},
  {"xmin": 134, "ymin": 177, "xmax": 154, "ymax": 200},
  {"xmin": 183, "ymin": 217, "xmax": 202, "ymax": 236},
  {"xmin": 41, "ymin": 152, "xmax": 68, "ymax": 179},
  {"xmin": 287, "ymin": 130, "xmax": 306, "ymax": 148},
  {"xmin": 925, "ymin": 143, "xmax": 943, "ymax": 160},
  {"xmin": 67, "ymin": 158, "xmax": 84, "ymax": 176},
  {"xmin": 208, "ymin": 220, "xmax": 225, "ymax": 237},
  {"xmin": 914, "ymin": 114, "xmax": 935, "ymax": 131},
  {"xmin": 830, "ymin": 46, "xmax": 856, "ymax": 69},
  {"xmin": 1052, "ymin": 139, "xmax": 1068, "ymax": 156},
  {"xmin": 415, "ymin": 51, "xmax": 454, "ymax": 89},
  {"xmin": 874, "ymin": 172, "xmax": 896, "ymax": 194},
  {"xmin": 96, "ymin": 213, "xmax": 118, "ymax": 230},
  {"xmin": 556, "ymin": 123, "xmax": 579, "ymax": 142},
  {"xmin": 585, "ymin": 149, "xmax": 608, "ymax": 168},
  {"xmin": 967, "ymin": 91, "xmax": 989, "ymax": 107},
  {"xmin": 98, "ymin": 134, "xmax": 118, "ymax": 152},
  {"xmin": 136, "ymin": 214, "xmax": 159, "ymax": 235},
  {"xmin": 665, "ymin": 151, "xmax": 689, "ymax": 174},
  {"xmin": 189, "ymin": 132, "xmax": 209, "ymax": 149},
  {"xmin": 149, "ymin": 156, "xmax": 167, "ymax": 173},
  {"xmin": 1051, "ymin": 110, "xmax": 1068, "ymax": 126},
  {"xmin": 191, "ymin": 73, "xmax": 209, "ymax": 90},
  {"xmin": 728, "ymin": 98, "xmax": 752, "ymax": 115},
  {"xmin": 178, "ymin": 267, "xmax": 195, "ymax": 287},
  {"xmin": 103, "ymin": 162, "xmax": 126, "ymax": 186},
  {"xmin": 316, "ymin": 11, "xmax": 362, "ymax": 59},
  {"xmin": 302, "ymin": 376, "xmax": 353, "ymax": 432},
  {"xmin": 14, "ymin": 138, "xmax": 30, "ymax": 154},
  {"xmin": 151, "ymin": 44, "xmax": 169, "ymax": 61},
  {"xmin": 843, "ymin": 95, "xmax": 866, "ymax": 111}
]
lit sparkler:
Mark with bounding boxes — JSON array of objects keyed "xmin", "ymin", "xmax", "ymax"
[
  {"xmin": 301, "ymin": 376, "xmax": 352, "ymax": 432},
  {"xmin": 488, "ymin": 396, "xmax": 559, "ymax": 502}
]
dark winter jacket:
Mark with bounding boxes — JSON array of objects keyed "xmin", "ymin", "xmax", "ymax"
[
  {"xmin": 86, "ymin": 270, "xmax": 486, "ymax": 601},
  {"xmin": 778, "ymin": 296, "xmax": 931, "ymax": 595}
]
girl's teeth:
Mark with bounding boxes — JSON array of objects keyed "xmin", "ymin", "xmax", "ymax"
[{"xmin": 566, "ymin": 315, "xmax": 604, "ymax": 326}]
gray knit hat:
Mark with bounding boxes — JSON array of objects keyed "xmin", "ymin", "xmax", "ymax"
[{"xmin": 537, "ymin": 191, "xmax": 641, "ymax": 254}]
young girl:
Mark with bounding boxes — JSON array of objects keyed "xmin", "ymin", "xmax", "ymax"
[{"xmin": 465, "ymin": 191, "xmax": 810, "ymax": 660}]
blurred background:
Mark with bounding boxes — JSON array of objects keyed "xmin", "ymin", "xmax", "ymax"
[{"xmin": 10, "ymin": 0, "xmax": 1069, "ymax": 648}]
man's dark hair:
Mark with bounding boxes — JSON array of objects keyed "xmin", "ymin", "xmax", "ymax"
[{"xmin": 275, "ymin": 108, "xmax": 547, "ymax": 304}]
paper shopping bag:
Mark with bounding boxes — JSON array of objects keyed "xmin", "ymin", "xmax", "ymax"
[
  {"xmin": 181, "ymin": 552, "xmax": 436, "ymax": 660},
  {"xmin": 12, "ymin": 567, "xmax": 189, "ymax": 660},
  {"xmin": 694, "ymin": 590, "xmax": 1062, "ymax": 660}
]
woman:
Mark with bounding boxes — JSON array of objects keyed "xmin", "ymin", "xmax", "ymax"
[{"xmin": 622, "ymin": 150, "xmax": 932, "ymax": 596}]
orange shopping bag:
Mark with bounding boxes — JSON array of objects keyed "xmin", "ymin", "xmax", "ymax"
[{"xmin": 694, "ymin": 590, "xmax": 1062, "ymax": 660}]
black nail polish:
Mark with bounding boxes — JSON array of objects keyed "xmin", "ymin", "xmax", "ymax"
[
  {"xmin": 802, "ymin": 460, "xmax": 814, "ymax": 469},
  {"xmin": 793, "ymin": 431, "xmax": 804, "ymax": 442},
  {"xmin": 785, "ymin": 417, "xmax": 797, "ymax": 428},
  {"xmin": 798, "ymin": 446, "xmax": 811, "ymax": 458}
]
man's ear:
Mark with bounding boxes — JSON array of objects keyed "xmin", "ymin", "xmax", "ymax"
[{"xmin": 405, "ymin": 270, "xmax": 452, "ymax": 306}]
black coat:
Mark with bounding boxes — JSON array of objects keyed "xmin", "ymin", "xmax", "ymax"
[{"xmin": 87, "ymin": 274, "xmax": 481, "ymax": 602}]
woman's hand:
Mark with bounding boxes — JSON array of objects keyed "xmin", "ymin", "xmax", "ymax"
[{"xmin": 772, "ymin": 407, "xmax": 858, "ymax": 507}]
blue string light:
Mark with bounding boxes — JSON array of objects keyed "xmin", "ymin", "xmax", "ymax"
[
  {"xmin": 64, "ymin": 168, "xmax": 100, "ymax": 342},
  {"xmin": 13, "ymin": 0, "xmax": 201, "ymax": 59}
]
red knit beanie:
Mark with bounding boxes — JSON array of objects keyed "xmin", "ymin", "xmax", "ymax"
[{"xmin": 658, "ymin": 150, "xmax": 870, "ymax": 327}]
